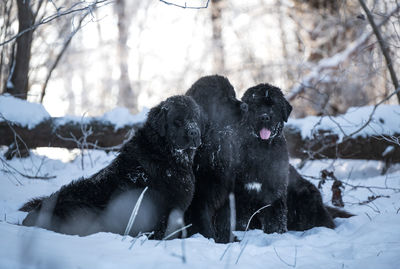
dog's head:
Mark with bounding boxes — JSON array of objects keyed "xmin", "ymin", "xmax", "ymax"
[
  {"xmin": 242, "ymin": 84, "xmax": 292, "ymax": 142},
  {"xmin": 186, "ymin": 75, "xmax": 248, "ymax": 126},
  {"xmin": 147, "ymin": 95, "xmax": 203, "ymax": 150}
]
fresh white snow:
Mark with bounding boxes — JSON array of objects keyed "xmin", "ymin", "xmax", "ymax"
[
  {"xmin": 0, "ymin": 94, "xmax": 50, "ymax": 129},
  {"xmin": 100, "ymin": 107, "xmax": 149, "ymax": 130},
  {"xmin": 0, "ymin": 99, "xmax": 399, "ymax": 268},
  {"xmin": 1, "ymin": 149, "xmax": 399, "ymax": 269},
  {"xmin": 288, "ymin": 105, "xmax": 400, "ymax": 141},
  {"xmin": 2, "ymin": 94, "xmax": 398, "ymax": 142},
  {"xmin": 55, "ymin": 107, "xmax": 149, "ymax": 130},
  {"xmin": 0, "ymin": 94, "xmax": 148, "ymax": 130}
]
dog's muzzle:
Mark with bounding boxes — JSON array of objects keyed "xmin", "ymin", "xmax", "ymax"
[{"xmin": 187, "ymin": 126, "xmax": 201, "ymax": 148}]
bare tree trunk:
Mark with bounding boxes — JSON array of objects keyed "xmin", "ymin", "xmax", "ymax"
[
  {"xmin": 277, "ymin": 1, "xmax": 293, "ymax": 87},
  {"xmin": 115, "ymin": 0, "xmax": 138, "ymax": 112},
  {"xmin": 211, "ymin": 0, "xmax": 225, "ymax": 74},
  {"xmin": 5, "ymin": 0, "xmax": 34, "ymax": 100},
  {"xmin": 0, "ymin": 0, "xmax": 14, "ymax": 93}
]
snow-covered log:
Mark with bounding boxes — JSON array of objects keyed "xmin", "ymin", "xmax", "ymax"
[
  {"xmin": 0, "ymin": 117, "xmax": 143, "ymax": 151},
  {"xmin": 0, "ymin": 118, "xmax": 399, "ymax": 162},
  {"xmin": 1, "ymin": 94, "xmax": 399, "ymax": 161},
  {"xmin": 286, "ymin": 105, "xmax": 400, "ymax": 162},
  {"xmin": 284, "ymin": 125, "xmax": 400, "ymax": 162}
]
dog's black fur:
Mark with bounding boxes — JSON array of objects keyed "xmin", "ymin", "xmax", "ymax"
[
  {"xmin": 236, "ymin": 84, "xmax": 352, "ymax": 233},
  {"xmin": 287, "ymin": 165, "xmax": 354, "ymax": 231},
  {"xmin": 287, "ymin": 165, "xmax": 335, "ymax": 230},
  {"xmin": 185, "ymin": 75, "xmax": 247, "ymax": 243},
  {"xmin": 20, "ymin": 95, "xmax": 203, "ymax": 239},
  {"xmin": 235, "ymin": 83, "xmax": 292, "ymax": 234}
]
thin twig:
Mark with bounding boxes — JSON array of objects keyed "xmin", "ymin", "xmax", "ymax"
[
  {"xmin": 229, "ymin": 193, "xmax": 236, "ymax": 243},
  {"xmin": 123, "ymin": 186, "xmax": 148, "ymax": 239},
  {"xmin": 245, "ymin": 204, "xmax": 271, "ymax": 232},
  {"xmin": 302, "ymin": 174, "xmax": 400, "ymax": 192},
  {"xmin": 40, "ymin": 11, "xmax": 91, "ymax": 103},
  {"xmin": 358, "ymin": 0, "xmax": 400, "ymax": 103},
  {"xmin": 347, "ymin": 87, "xmax": 400, "ymax": 137},
  {"xmin": 155, "ymin": 223, "xmax": 192, "ymax": 246},
  {"xmin": 235, "ymin": 239, "xmax": 248, "ymax": 265},
  {"xmin": 0, "ymin": 0, "xmax": 112, "ymax": 47},
  {"xmin": 0, "ymin": 113, "xmax": 30, "ymax": 159},
  {"xmin": 129, "ymin": 231, "xmax": 154, "ymax": 250},
  {"xmin": 219, "ymin": 243, "xmax": 232, "ymax": 261},
  {"xmin": 159, "ymin": 0, "xmax": 210, "ymax": 9},
  {"xmin": 234, "ymin": 204, "xmax": 271, "ymax": 265},
  {"xmin": 287, "ymin": 4, "xmax": 400, "ymax": 101},
  {"xmin": 273, "ymin": 246, "xmax": 297, "ymax": 268},
  {"xmin": 0, "ymin": 156, "xmax": 56, "ymax": 180}
]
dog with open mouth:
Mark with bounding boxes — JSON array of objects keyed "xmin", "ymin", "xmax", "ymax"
[
  {"xmin": 235, "ymin": 83, "xmax": 292, "ymax": 234},
  {"xmin": 20, "ymin": 95, "xmax": 203, "ymax": 239}
]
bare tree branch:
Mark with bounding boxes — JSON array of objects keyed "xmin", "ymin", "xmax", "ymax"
[
  {"xmin": 159, "ymin": 0, "xmax": 210, "ymax": 9},
  {"xmin": 0, "ymin": 156, "xmax": 56, "ymax": 180},
  {"xmin": 0, "ymin": 116, "xmax": 141, "ymax": 151},
  {"xmin": 348, "ymin": 87, "xmax": 400, "ymax": 137},
  {"xmin": 40, "ymin": 11, "xmax": 90, "ymax": 103},
  {"xmin": 359, "ymin": 0, "xmax": 400, "ymax": 104},
  {"xmin": 0, "ymin": 0, "xmax": 112, "ymax": 47},
  {"xmin": 287, "ymin": 4, "xmax": 400, "ymax": 102}
]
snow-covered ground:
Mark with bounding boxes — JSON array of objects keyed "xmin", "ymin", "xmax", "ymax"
[
  {"xmin": 1, "ymin": 148, "xmax": 399, "ymax": 269},
  {"xmin": 1, "ymin": 97, "xmax": 399, "ymax": 268}
]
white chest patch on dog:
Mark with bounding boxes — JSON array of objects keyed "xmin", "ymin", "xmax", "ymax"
[{"xmin": 245, "ymin": 182, "xmax": 262, "ymax": 192}]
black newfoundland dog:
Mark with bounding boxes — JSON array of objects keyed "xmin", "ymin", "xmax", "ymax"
[
  {"xmin": 236, "ymin": 83, "xmax": 352, "ymax": 233},
  {"xmin": 235, "ymin": 83, "xmax": 292, "ymax": 234},
  {"xmin": 287, "ymin": 165, "xmax": 353, "ymax": 231},
  {"xmin": 20, "ymin": 95, "xmax": 203, "ymax": 239},
  {"xmin": 184, "ymin": 75, "xmax": 247, "ymax": 243},
  {"xmin": 286, "ymin": 166, "xmax": 335, "ymax": 230}
]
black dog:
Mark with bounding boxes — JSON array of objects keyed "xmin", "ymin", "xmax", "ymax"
[
  {"xmin": 286, "ymin": 165, "xmax": 335, "ymax": 230},
  {"xmin": 184, "ymin": 75, "xmax": 247, "ymax": 243},
  {"xmin": 235, "ymin": 83, "xmax": 292, "ymax": 234},
  {"xmin": 20, "ymin": 95, "xmax": 203, "ymax": 239},
  {"xmin": 236, "ymin": 84, "xmax": 352, "ymax": 233},
  {"xmin": 287, "ymin": 165, "xmax": 353, "ymax": 231}
]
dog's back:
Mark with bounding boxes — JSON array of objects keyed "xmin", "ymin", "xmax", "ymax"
[
  {"xmin": 20, "ymin": 95, "xmax": 202, "ymax": 239},
  {"xmin": 185, "ymin": 75, "xmax": 246, "ymax": 243}
]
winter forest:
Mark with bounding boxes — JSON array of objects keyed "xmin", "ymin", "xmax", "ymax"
[{"xmin": 0, "ymin": 0, "xmax": 400, "ymax": 268}]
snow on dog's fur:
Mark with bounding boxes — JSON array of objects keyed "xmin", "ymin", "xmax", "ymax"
[
  {"xmin": 20, "ymin": 95, "xmax": 203, "ymax": 239},
  {"xmin": 184, "ymin": 75, "xmax": 247, "ymax": 243},
  {"xmin": 236, "ymin": 84, "xmax": 292, "ymax": 233}
]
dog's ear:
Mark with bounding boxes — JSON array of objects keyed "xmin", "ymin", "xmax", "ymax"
[
  {"xmin": 148, "ymin": 102, "xmax": 168, "ymax": 137},
  {"xmin": 282, "ymin": 98, "xmax": 292, "ymax": 122},
  {"xmin": 241, "ymin": 89, "xmax": 253, "ymax": 104}
]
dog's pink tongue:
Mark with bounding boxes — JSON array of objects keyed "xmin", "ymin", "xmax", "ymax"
[{"xmin": 260, "ymin": 128, "xmax": 271, "ymax": 140}]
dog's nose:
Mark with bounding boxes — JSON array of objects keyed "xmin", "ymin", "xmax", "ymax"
[
  {"xmin": 187, "ymin": 128, "xmax": 200, "ymax": 139},
  {"xmin": 260, "ymin": 113, "xmax": 270, "ymax": 122},
  {"xmin": 240, "ymin": 103, "xmax": 248, "ymax": 112}
]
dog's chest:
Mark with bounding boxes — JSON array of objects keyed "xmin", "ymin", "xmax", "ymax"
[
  {"xmin": 243, "ymin": 144, "xmax": 282, "ymax": 171},
  {"xmin": 163, "ymin": 168, "xmax": 195, "ymax": 209},
  {"xmin": 239, "ymin": 141, "xmax": 288, "ymax": 195}
]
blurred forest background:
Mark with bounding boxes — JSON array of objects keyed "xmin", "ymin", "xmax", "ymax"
[{"xmin": 1, "ymin": 0, "xmax": 400, "ymax": 118}]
